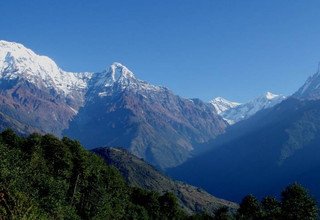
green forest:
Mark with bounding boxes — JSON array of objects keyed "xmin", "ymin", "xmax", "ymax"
[
  {"xmin": 0, "ymin": 130, "xmax": 185, "ymax": 219},
  {"xmin": 0, "ymin": 130, "xmax": 318, "ymax": 219}
]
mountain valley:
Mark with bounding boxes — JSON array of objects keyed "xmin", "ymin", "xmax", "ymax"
[{"xmin": 169, "ymin": 69, "xmax": 320, "ymax": 202}]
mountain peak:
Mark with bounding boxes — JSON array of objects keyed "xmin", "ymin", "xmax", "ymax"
[
  {"xmin": 109, "ymin": 62, "xmax": 135, "ymax": 80},
  {"xmin": 213, "ymin": 97, "xmax": 229, "ymax": 102},
  {"xmin": 212, "ymin": 92, "xmax": 286, "ymax": 124},
  {"xmin": 0, "ymin": 40, "xmax": 28, "ymax": 50},
  {"xmin": 95, "ymin": 62, "xmax": 165, "ymax": 95},
  {"xmin": 0, "ymin": 40, "xmax": 91, "ymax": 95},
  {"xmin": 210, "ymin": 97, "xmax": 241, "ymax": 114},
  {"xmin": 264, "ymin": 91, "xmax": 279, "ymax": 100}
]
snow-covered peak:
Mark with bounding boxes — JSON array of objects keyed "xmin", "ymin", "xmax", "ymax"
[
  {"xmin": 252, "ymin": 92, "xmax": 284, "ymax": 104},
  {"xmin": 250, "ymin": 92, "xmax": 286, "ymax": 109},
  {"xmin": 214, "ymin": 92, "xmax": 286, "ymax": 124},
  {"xmin": 210, "ymin": 97, "xmax": 241, "ymax": 114},
  {"xmin": 0, "ymin": 40, "xmax": 92, "ymax": 95},
  {"xmin": 265, "ymin": 91, "xmax": 278, "ymax": 100},
  {"xmin": 109, "ymin": 62, "xmax": 135, "ymax": 80},
  {"xmin": 95, "ymin": 62, "xmax": 163, "ymax": 96},
  {"xmin": 95, "ymin": 62, "xmax": 136, "ymax": 88}
]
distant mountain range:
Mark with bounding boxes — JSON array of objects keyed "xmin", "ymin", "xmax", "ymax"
[
  {"xmin": 210, "ymin": 97, "xmax": 241, "ymax": 115},
  {"xmin": 169, "ymin": 69, "xmax": 320, "ymax": 202},
  {"xmin": 0, "ymin": 40, "xmax": 227, "ymax": 168},
  {"xmin": 211, "ymin": 92, "xmax": 286, "ymax": 124}
]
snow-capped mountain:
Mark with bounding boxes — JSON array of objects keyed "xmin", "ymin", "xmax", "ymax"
[
  {"xmin": 0, "ymin": 40, "xmax": 95, "ymax": 135},
  {"xmin": 0, "ymin": 40, "xmax": 92, "ymax": 97},
  {"xmin": 211, "ymin": 92, "xmax": 286, "ymax": 124},
  {"xmin": 91, "ymin": 62, "xmax": 164, "ymax": 97},
  {"xmin": 210, "ymin": 97, "xmax": 241, "ymax": 114},
  {"xmin": 0, "ymin": 40, "xmax": 227, "ymax": 168},
  {"xmin": 66, "ymin": 63, "xmax": 227, "ymax": 168}
]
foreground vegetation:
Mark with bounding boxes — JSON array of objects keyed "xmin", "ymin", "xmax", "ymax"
[
  {"xmin": 237, "ymin": 183, "xmax": 318, "ymax": 220},
  {"xmin": 0, "ymin": 130, "xmax": 318, "ymax": 219},
  {"xmin": 0, "ymin": 130, "xmax": 186, "ymax": 219}
]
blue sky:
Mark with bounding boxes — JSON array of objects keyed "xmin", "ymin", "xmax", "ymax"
[{"xmin": 1, "ymin": 0, "xmax": 320, "ymax": 102}]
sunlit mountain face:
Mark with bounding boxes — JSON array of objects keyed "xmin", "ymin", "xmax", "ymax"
[{"xmin": 0, "ymin": 40, "xmax": 228, "ymax": 168}]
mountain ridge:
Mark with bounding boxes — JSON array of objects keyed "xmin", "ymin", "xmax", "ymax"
[
  {"xmin": 211, "ymin": 92, "xmax": 286, "ymax": 124},
  {"xmin": 169, "ymin": 69, "xmax": 320, "ymax": 202},
  {"xmin": 0, "ymin": 40, "xmax": 228, "ymax": 168}
]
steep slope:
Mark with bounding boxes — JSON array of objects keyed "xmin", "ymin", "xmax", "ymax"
[
  {"xmin": 65, "ymin": 63, "xmax": 227, "ymax": 168},
  {"xmin": 211, "ymin": 92, "xmax": 286, "ymax": 124},
  {"xmin": 0, "ymin": 40, "xmax": 92, "ymax": 135},
  {"xmin": 169, "ymin": 96, "xmax": 320, "ymax": 202},
  {"xmin": 294, "ymin": 67, "xmax": 320, "ymax": 100},
  {"xmin": 93, "ymin": 147, "xmax": 238, "ymax": 215}
]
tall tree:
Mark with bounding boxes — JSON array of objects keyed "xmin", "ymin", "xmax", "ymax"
[
  {"xmin": 281, "ymin": 183, "xmax": 318, "ymax": 220},
  {"xmin": 237, "ymin": 194, "xmax": 261, "ymax": 220},
  {"xmin": 261, "ymin": 196, "xmax": 281, "ymax": 220}
]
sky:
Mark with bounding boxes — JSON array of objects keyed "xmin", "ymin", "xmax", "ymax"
[{"xmin": 1, "ymin": 0, "xmax": 320, "ymax": 102}]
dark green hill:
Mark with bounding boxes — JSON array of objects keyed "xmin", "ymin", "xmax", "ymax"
[{"xmin": 93, "ymin": 147, "xmax": 238, "ymax": 215}]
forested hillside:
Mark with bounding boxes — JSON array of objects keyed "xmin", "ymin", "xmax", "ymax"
[{"xmin": 0, "ymin": 130, "xmax": 186, "ymax": 219}]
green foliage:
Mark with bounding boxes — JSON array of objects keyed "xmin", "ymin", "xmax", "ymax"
[
  {"xmin": 214, "ymin": 207, "xmax": 233, "ymax": 220},
  {"xmin": 0, "ymin": 130, "xmax": 187, "ymax": 219},
  {"xmin": 237, "ymin": 183, "xmax": 318, "ymax": 220},
  {"xmin": 261, "ymin": 196, "xmax": 281, "ymax": 220},
  {"xmin": 129, "ymin": 188, "xmax": 186, "ymax": 219},
  {"xmin": 237, "ymin": 194, "xmax": 262, "ymax": 220},
  {"xmin": 187, "ymin": 212, "xmax": 214, "ymax": 220},
  {"xmin": 159, "ymin": 192, "xmax": 186, "ymax": 219},
  {"xmin": 187, "ymin": 207, "xmax": 234, "ymax": 220},
  {"xmin": 281, "ymin": 183, "xmax": 318, "ymax": 220}
]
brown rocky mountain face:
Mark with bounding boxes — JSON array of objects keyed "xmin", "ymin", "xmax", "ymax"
[
  {"xmin": 0, "ymin": 79, "xmax": 83, "ymax": 135},
  {"xmin": 65, "ymin": 64, "xmax": 227, "ymax": 168}
]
